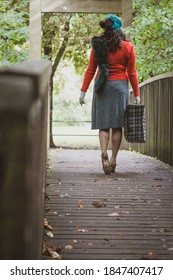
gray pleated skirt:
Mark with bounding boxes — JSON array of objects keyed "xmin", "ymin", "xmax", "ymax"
[{"xmin": 91, "ymin": 80, "xmax": 129, "ymax": 129}]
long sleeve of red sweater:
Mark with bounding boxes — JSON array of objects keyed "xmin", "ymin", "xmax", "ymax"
[
  {"xmin": 81, "ymin": 41, "xmax": 140, "ymax": 97},
  {"xmin": 126, "ymin": 44, "xmax": 140, "ymax": 96},
  {"xmin": 80, "ymin": 49, "xmax": 97, "ymax": 92}
]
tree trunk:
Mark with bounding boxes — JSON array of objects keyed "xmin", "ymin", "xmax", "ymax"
[
  {"xmin": 49, "ymin": 17, "xmax": 72, "ymax": 148},
  {"xmin": 43, "ymin": 15, "xmax": 72, "ymax": 148}
]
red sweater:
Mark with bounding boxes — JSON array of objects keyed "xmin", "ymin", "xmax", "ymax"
[{"xmin": 81, "ymin": 41, "xmax": 140, "ymax": 97}]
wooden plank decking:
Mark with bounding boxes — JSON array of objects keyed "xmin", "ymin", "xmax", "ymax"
[{"xmin": 43, "ymin": 149, "xmax": 173, "ymax": 260}]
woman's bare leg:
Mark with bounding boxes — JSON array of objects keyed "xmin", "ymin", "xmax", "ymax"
[
  {"xmin": 99, "ymin": 129, "xmax": 112, "ymax": 174},
  {"xmin": 99, "ymin": 129, "xmax": 110, "ymax": 154},
  {"xmin": 110, "ymin": 128, "xmax": 122, "ymax": 164}
]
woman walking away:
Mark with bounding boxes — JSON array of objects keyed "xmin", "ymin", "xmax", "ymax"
[{"xmin": 79, "ymin": 14, "xmax": 140, "ymax": 174}]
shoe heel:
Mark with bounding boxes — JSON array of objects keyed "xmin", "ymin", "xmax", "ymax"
[
  {"xmin": 101, "ymin": 153, "xmax": 112, "ymax": 174},
  {"xmin": 110, "ymin": 162, "xmax": 117, "ymax": 173}
]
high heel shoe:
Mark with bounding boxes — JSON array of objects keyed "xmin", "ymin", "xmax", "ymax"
[
  {"xmin": 109, "ymin": 160, "xmax": 117, "ymax": 173},
  {"xmin": 101, "ymin": 153, "xmax": 112, "ymax": 174}
]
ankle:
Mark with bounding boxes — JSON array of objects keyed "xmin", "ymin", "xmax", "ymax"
[
  {"xmin": 110, "ymin": 157, "xmax": 116, "ymax": 164},
  {"xmin": 101, "ymin": 152, "xmax": 108, "ymax": 160},
  {"xmin": 101, "ymin": 151, "xmax": 108, "ymax": 156}
]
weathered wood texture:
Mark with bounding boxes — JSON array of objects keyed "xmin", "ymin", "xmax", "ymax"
[
  {"xmin": 30, "ymin": 0, "xmax": 133, "ymax": 59},
  {"xmin": 122, "ymin": 0, "xmax": 133, "ymax": 27},
  {"xmin": 0, "ymin": 60, "xmax": 51, "ymax": 259},
  {"xmin": 30, "ymin": 0, "xmax": 42, "ymax": 60},
  {"xmin": 126, "ymin": 73, "xmax": 173, "ymax": 167},
  {"xmin": 44, "ymin": 149, "xmax": 173, "ymax": 260},
  {"xmin": 41, "ymin": 0, "xmax": 122, "ymax": 13}
]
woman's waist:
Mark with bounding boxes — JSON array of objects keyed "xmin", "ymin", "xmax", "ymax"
[
  {"xmin": 108, "ymin": 71, "xmax": 128, "ymax": 80},
  {"xmin": 95, "ymin": 68, "xmax": 128, "ymax": 80}
]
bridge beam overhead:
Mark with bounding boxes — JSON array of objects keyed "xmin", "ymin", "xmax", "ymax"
[{"xmin": 30, "ymin": 0, "xmax": 133, "ymax": 59}]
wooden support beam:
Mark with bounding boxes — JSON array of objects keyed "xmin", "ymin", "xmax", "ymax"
[
  {"xmin": 30, "ymin": 0, "xmax": 42, "ymax": 60},
  {"xmin": 122, "ymin": 0, "xmax": 133, "ymax": 28},
  {"xmin": 41, "ymin": 0, "xmax": 122, "ymax": 13},
  {"xmin": 30, "ymin": 0, "xmax": 133, "ymax": 60}
]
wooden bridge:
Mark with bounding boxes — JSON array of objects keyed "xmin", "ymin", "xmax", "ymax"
[
  {"xmin": 0, "ymin": 61, "xmax": 172, "ymax": 260},
  {"xmin": 44, "ymin": 149, "xmax": 173, "ymax": 260},
  {"xmin": 0, "ymin": 0, "xmax": 173, "ymax": 260}
]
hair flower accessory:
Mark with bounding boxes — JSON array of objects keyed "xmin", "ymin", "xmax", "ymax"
[{"xmin": 106, "ymin": 14, "xmax": 122, "ymax": 31}]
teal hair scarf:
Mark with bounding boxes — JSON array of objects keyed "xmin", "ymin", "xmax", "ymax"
[{"xmin": 106, "ymin": 14, "xmax": 122, "ymax": 31}]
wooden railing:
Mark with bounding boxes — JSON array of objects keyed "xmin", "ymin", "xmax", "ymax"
[
  {"xmin": 125, "ymin": 72, "xmax": 173, "ymax": 167},
  {"xmin": 0, "ymin": 60, "xmax": 51, "ymax": 259}
]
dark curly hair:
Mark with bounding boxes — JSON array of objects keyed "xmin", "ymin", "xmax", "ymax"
[{"xmin": 98, "ymin": 18, "xmax": 127, "ymax": 52}]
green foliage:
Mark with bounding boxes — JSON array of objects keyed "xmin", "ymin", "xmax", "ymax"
[
  {"xmin": 42, "ymin": 13, "xmax": 104, "ymax": 72},
  {"xmin": 42, "ymin": 13, "xmax": 106, "ymax": 94},
  {"xmin": 0, "ymin": 0, "xmax": 29, "ymax": 67},
  {"xmin": 64, "ymin": 14, "xmax": 104, "ymax": 75},
  {"xmin": 131, "ymin": 0, "xmax": 173, "ymax": 82},
  {"xmin": 0, "ymin": 0, "xmax": 172, "ymax": 82},
  {"xmin": 42, "ymin": 5, "xmax": 173, "ymax": 89}
]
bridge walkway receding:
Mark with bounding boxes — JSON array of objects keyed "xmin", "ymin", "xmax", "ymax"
[{"xmin": 43, "ymin": 149, "xmax": 173, "ymax": 260}]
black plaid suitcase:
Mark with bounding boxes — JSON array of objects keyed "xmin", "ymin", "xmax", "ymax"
[{"xmin": 124, "ymin": 104, "xmax": 146, "ymax": 143}]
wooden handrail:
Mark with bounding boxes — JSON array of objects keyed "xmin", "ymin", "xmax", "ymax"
[
  {"xmin": 0, "ymin": 60, "xmax": 51, "ymax": 259},
  {"xmin": 125, "ymin": 72, "xmax": 173, "ymax": 166}
]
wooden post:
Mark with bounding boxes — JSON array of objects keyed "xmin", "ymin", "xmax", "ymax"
[
  {"xmin": 122, "ymin": 0, "xmax": 133, "ymax": 28},
  {"xmin": 29, "ymin": 0, "xmax": 133, "ymax": 59},
  {"xmin": 0, "ymin": 61, "xmax": 51, "ymax": 259},
  {"xmin": 30, "ymin": 0, "xmax": 42, "ymax": 60},
  {"xmin": 30, "ymin": 0, "xmax": 123, "ymax": 59}
]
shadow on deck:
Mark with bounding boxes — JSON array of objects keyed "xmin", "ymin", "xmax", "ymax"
[{"xmin": 43, "ymin": 149, "xmax": 173, "ymax": 260}]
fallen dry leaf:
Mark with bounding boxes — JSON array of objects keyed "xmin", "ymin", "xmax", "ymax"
[
  {"xmin": 160, "ymin": 238, "xmax": 166, "ymax": 242},
  {"xmin": 108, "ymin": 212, "xmax": 119, "ymax": 217},
  {"xmin": 45, "ymin": 193, "xmax": 50, "ymax": 201},
  {"xmin": 78, "ymin": 200, "xmax": 84, "ymax": 208},
  {"xmin": 45, "ymin": 224, "xmax": 54, "ymax": 230},
  {"xmin": 45, "ymin": 207, "xmax": 51, "ymax": 212},
  {"xmin": 59, "ymin": 214, "xmax": 65, "ymax": 217},
  {"xmin": 153, "ymin": 216, "xmax": 160, "ymax": 220},
  {"xmin": 77, "ymin": 229, "xmax": 89, "ymax": 233},
  {"xmin": 46, "ymin": 246, "xmax": 62, "ymax": 259},
  {"xmin": 59, "ymin": 193, "xmax": 69, "ymax": 198},
  {"xmin": 140, "ymin": 252, "xmax": 160, "ymax": 260},
  {"xmin": 122, "ymin": 211, "xmax": 130, "ymax": 215},
  {"xmin": 44, "ymin": 218, "xmax": 54, "ymax": 230},
  {"xmin": 160, "ymin": 227, "xmax": 170, "ymax": 233},
  {"xmin": 65, "ymin": 245, "xmax": 73, "ymax": 250},
  {"xmin": 93, "ymin": 200, "xmax": 106, "ymax": 208},
  {"xmin": 46, "ymin": 231, "xmax": 54, "ymax": 238}
]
